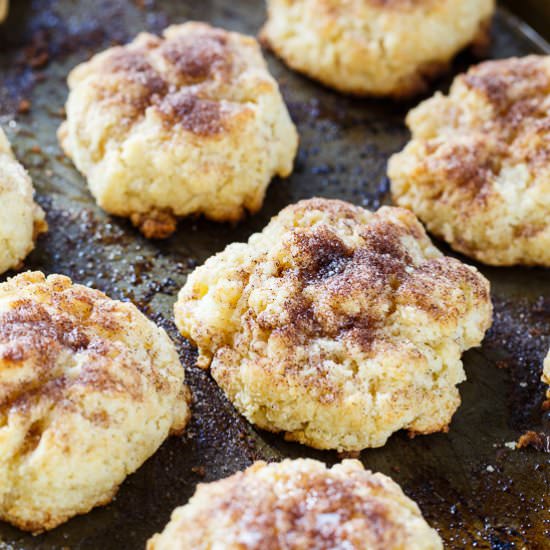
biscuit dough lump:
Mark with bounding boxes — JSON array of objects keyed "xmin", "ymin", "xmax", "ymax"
[
  {"xmin": 261, "ymin": 0, "xmax": 495, "ymax": 97},
  {"xmin": 59, "ymin": 22, "xmax": 298, "ymax": 238},
  {"xmin": 0, "ymin": 272, "xmax": 191, "ymax": 532},
  {"xmin": 147, "ymin": 459, "xmax": 443, "ymax": 550},
  {"xmin": 175, "ymin": 198, "xmax": 492, "ymax": 451},
  {"xmin": 389, "ymin": 56, "xmax": 550, "ymax": 266},
  {"xmin": 0, "ymin": 128, "xmax": 47, "ymax": 275}
]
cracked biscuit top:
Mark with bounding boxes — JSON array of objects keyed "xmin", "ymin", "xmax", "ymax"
[
  {"xmin": 85, "ymin": 25, "xmax": 241, "ymax": 137},
  {"xmin": 58, "ymin": 22, "xmax": 298, "ymax": 237},
  {"xmin": 0, "ymin": 272, "xmax": 190, "ymax": 533},
  {"xmin": 175, "ymin": 198, "xmax": 492, "ymax": 451},
  {"xmin": 389, "ymin": 55, "xmax": 550, "ymax": 266},
  {"xmin": 147, "ymin": 459, "xmax": 443, "ymax": 550}
]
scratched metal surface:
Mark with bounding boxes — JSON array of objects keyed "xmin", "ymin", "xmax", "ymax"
[{"xmin": 0, "ymin": 1, "xmax": 549, "ymax": 548}]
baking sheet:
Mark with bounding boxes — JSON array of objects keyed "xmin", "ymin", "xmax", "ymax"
[{"xmin": 0, "ymin": 1, "xmax": 549, "ymax": 548}]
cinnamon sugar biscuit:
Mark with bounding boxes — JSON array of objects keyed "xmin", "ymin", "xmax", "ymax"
[
  {"xmin": 59, "ymin": 22, "xmax": 298, "ymax": 238},
  {"xmin": 389, "ymin": 56, "xmax": 550, "ymax": 266},
  {"xmin": 147, "ymin": 459, "xmax": 443, "ymax": 550},
  {"xmin": 260, "ymin": 0, "xmax": 494, "ymax": 98},
  {"xmin": 0, "ymin": 128, "xmax": 47, "ymax": 275},
  {"xmin": 175, "ymin": 198, "xmax": 492, "ymax": 451},
  {"xmin": 0, "ymin": 272, "xmax": 190, "ymax": 532}
]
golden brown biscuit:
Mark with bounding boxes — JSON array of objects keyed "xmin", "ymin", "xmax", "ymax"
[
  {"xmin": 175, "ymin": 198, "xmax": 492, "ymax": 451},
  {"xmin": 261, "ymin": 0, "xmax": 494, "ymax": 97},
  {"xmin": 0, "ymin": 272, "xmax": 191, "ymax": 532},
  {"xmin": 389, "ymin": 56, "xmax": 550, "ymax": 266},
  {"xmin": 0, "ymin": 128, "xmax": 47, "ymax": 275},
  {"xmin": 59, "ymin": 22, "xmax": 298, "ymax": 238},
  {"xmin": 147, "ymin": 459, "xmax": 443, "ymax": 550}
]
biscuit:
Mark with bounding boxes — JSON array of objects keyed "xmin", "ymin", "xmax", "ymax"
[
  {"xmin": 175, "ymin": 198, "xmax": 492, "ymax": 451},
  {"xmin": 0, "ymin": 128, "xmax": 47, "ymax": 275},
  {"xmin": 389, "ymin": 56, "xmax": 550, "ymax": 266},
  {"xmin": 58, "ymin": 22, "xmax": 298, "ymax": 238},
  {"xmin": 260, "ymin": 0, "xmax": 494, "ymax": 98},
  {"xmin": 0, "ymin": 272, "xmax": 191, "ymax": 532},
  {"xmin": 147, "ymin": 459, "xmax": 443, "ymax": 550}
]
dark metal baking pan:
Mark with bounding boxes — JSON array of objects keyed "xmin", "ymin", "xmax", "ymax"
[{"xmin": 0, "ymin": 1, "xmax": 549, "ymax": 548}]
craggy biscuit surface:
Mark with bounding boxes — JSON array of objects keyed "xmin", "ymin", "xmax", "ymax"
[
  {"xmin": 175, "ymin": 198, "xmax": 492, "ymax": 451},
  {"xmin": 147, "ymin": 459, "xmax": 443, "ymax": 550},
  {"xmin": 389, "ymin": 56, "xmax": 550, "ymax": 266},
  {"xmin": 0, "ymin": 272, "xmax": 190, "ymax": 532},
  {"xmin": 0, "ymin": 128, "xmax": 47, "ymax": 275},
  {"xmin": 261, "ymin": 0, "xmax": 494, "ymax": 97},
  {"xmin": 59, "ymin": 22, "xmax": 298, "ymax": 238}
]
